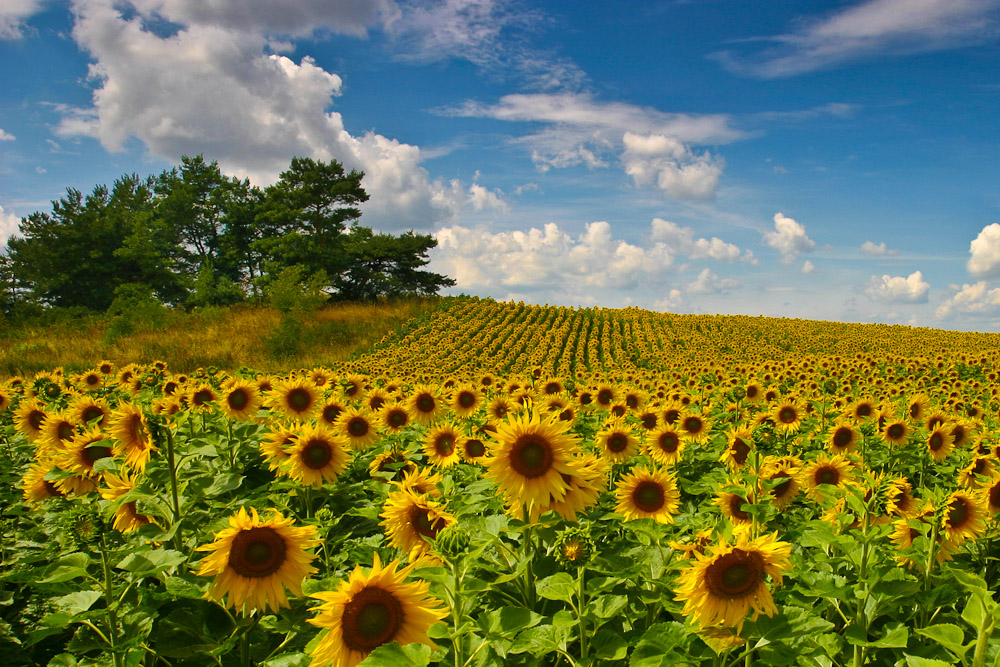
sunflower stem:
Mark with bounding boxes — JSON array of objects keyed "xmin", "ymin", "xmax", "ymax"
[
  {"xmin": 521, "ymin": 505, "xmax": 537, "ymax": 610},
  {"xmin": 99, "ymin": 533, "xmax": 123, "ymax": 667},
  {"xmin": 972, "ymin": 610, "xmax": 995, "ymax": 667},
  {"xmin": 576, "ymin": 565, "xmax": 588, "ymax": 662},
  {"xmin": 449, "ymin": 559, "xmax": 465, "ymax": 667},
  {"xmin": 164, "ymin": 426, "xmax": 183, "ymax": 551}
]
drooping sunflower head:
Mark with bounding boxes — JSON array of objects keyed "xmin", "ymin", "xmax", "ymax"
[
  {"xmin": 380, "ymin": 489, "xmax": 456, "ymax": 561},
  {"xmin": 99, "ymin": 472, "xmax": 158, "ymax": 533},
  {"xmin": 596, "ymin": 417, "xmax": 639, "ymax": 464},
  {"xmin": 544, "ymin": 453, "xmax": 608, "ymax": 522},
  {"xmin": 60, "ymin": 428, "xmax": 114, "ymax": 478},
  {"xmin": 926, "ymin": 425, "xmax": 955, "ymax": 463},
  {"xmin": 369, "ymin": 449, "xmax": 417, "ymax": 483},
  {"xmin": 674, "ymin": 531, "xmax": 792, "ymax": 632},
  {"xmin": 307, "ymin": 554, "xmax": 448, "ymax": 667},
  {"xmin": 485, "ymin": 410, "xmax": 582, "ymax": 519},
  {"xmin": 21, "ymin": 458, "xmax": 64, "ymax": 505},
  {"xmin": 284, "ymin": 424, "xmax": 351, "ymax": 487},
  {"xmin": 393, "ymin": 467, "xmax": 443, "ymax": 498},
  {"xmin": 884, "ymin": 476, "xmax": 919, "ymax": 517},
  {"xmin": 196, "ymin": 507, "xmax": 320, "ymax": 614},
  {"xmin": 39, "ymin": 411, "xmax": 80, "ymax": 454},
  {"xmin": 109, "ymin": 402, "xmax": 156, "ymax": 472},
  {"xmin": 668, "ymin": 529, "xmax": 715, "ymax": 561},
  {"xmin": 614, "ymin": 465, "xmax": 680, "ymax": 524},
  {"xmin": 423, "ymin": 422, "xmax": 463, "ymax": 468},
  {"xmin": 941, "ymin": 490, "xmax": 987, "ymax": 546},
  {"xmin": 260, "ymin": 425, "xmax": 298, "ymax": 471},
  {"xmin": 959, "ymin": 457, "xmax": 995, "ymax": 488},
  {"xmin": 720, "ymin": 428, "xmax": 754, "ymax": 469}
]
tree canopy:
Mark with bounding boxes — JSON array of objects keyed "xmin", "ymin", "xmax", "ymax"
[{"xmin": 2, "ymin": 155, "xmax": 455, "ymax": 314}]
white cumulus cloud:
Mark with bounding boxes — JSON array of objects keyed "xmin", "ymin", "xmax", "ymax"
[
  {"xmin": 763, "ymin": 212, "xmax": 815, "ymax": 262},
  {"xmin": 55, "ymin": 0, "xmax": 473, "ymax": 230},
  {"xmin": 936, "ymin": 281, "xmax": 1000, "ymax": 319},
  {"xmin": 967, "ymin": 223, "xmax": 1000, "ymax": 279},
  {"xmin": 688, "ymin": 268, "xmax": 740, "ymax": 294},
  {"xmin": 0, "ymin": 128, "xmax": 15, "ymax": 141},
  {"xmin": 802, "ymin": 260, "xmax": 815, "ymax": 274},
  {"xmin": 864, "ymin": 270, "xmax": 930, "ymax": 303},
  {"xmin": 860, "ymin": 240, "xmax": 898, "ymax": 256},
  {"xmin": 649, "ymin": 218, "xmax": 747, "ymax": 262},
  {"xmin": 621, "ymin": 132, "xmax": 722, "ymax": 200},
  {"xmin": 1, "ymin": 205, "xmax": 21, "ymax": 246},
  {"xmin": 0, "ymin": 0, "xmax": 44, "ymax": 39}
]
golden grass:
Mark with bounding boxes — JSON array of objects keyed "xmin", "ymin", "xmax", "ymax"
[{"xmin": 0, "ymin": 298, "xmax": 440, "ymax": 378}]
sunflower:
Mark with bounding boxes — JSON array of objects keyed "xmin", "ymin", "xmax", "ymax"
[
  {"xmin": 220, "ymin": 379, "xmax": 261, "ymax": 421},
  {"xmin": 826, "ymin": 422, "xmax": 859, "ymax": 455},
  {"xmin": 950, "ymin": 420, "xmax": 974, "ymax": 449},
  {"xmin": 941, "ymin": 490, "xmax": 987, "ymax": 546},
  {"xmin": 615, "ymin": 466, "xmax": 680, "ymax": 524},
  {"xmin": 285, "ymin": 424, "xmax": 351, "ymax": 487},
  {"xmin": 761, "ymin": 457, "xmax": 801, "ymax": 510},
  {"xmin": 196, "ymin": 507, "xmax": 320, "ymax": 613},
  {"xmin": 460, "ymin": 436, "xmax": 488, "ymax": 463},
  {"xmin": 674, "ymin": 531, "xmax": 792, "ymax": 632},
  {"xmin": 679, "ymin": 413, "xmax": 710, "ymax": 443},
  {"xmin": 885, "ymin": 477, "xmax": 919, "ymax": 517},
  {"xmin": 646, "ymin": 425, "xmax": 686, "ymax": 465},
  {"xmin": 743, "ymin": 381, "xmax": 764, "ymax": 404},
  {"xmin": 98, "ymin": 360, "xmax": 114, "ymax": 376},
  {"xmin": 595, "ymin": 418, "xmax": 639, "ymax": 464},
  {"xmin": 21, "ymin": 459, "xmax": 63, "ymax": 505},
  {"xmin": 335, "ymin": 406, "xmax": 380, "ymax": 451},
  {"xmin": 637, "ymin": 409, "xmax": 660, "ymax": 431},
  {"xmin": 364, "ymin": 387, "xmax": 391, "ymax": 413},
  {"xmin": 801, "ymin": 454, "xmax": 854, "ymax": 500},
  {"xmin": 260, "ymin": 425, "xmax": 298, "ymax": 471},
  {"xmin": 880, "ymin": 419, "xmax": 911, "ymax": 446},
  {"xmin": 717, "ymin": 489, "xmax": 754, "ymax": 525},
  {"xmin": 60, "ymin": 428, "xmax": 114, "ymax": 478},
  {"xmin": 341, "ymin": 374, "xmax": 366, "ymax": 401},
  {"xmin": 100, "ymin": 472, "xmax": 158, "ymax": 533},
  {"xmin": 449, "ymin": 385, "xmax": 481, "ymax": 418},
  {"xmin": 376, "ymin": 401, "xmax": 411, "ymax": 433},
  {"xmin": 405, "ymin": 384, "xmax": 444, "ymax": 426},
  {"xmin": 720, "ymin": 428, "xmax": 754, "ymax": 469},
  {"xmin": 985, "ymin": 474, "xmax": 1000, "ymax": 515},
  {"xmin": 394, "ymin": 468, "xmax": 442, "ymax": 497},
  {"xmin": 771, "ymin": 400, "xmax": 802, "ymax": 433},
  {"xmin": 109, "ymin": 402, "xmax": 157, "ymax": 472},
  {"xmin": 39, "ymin": 412, "xmax": 79, "ymax": 454},
  {"xmin": 69, "ymin": 395, "xmax": 111, "ymax": 429},
  {"xmin": 668, "ymin": 529, "xmax": 715, "ymax": 561},
  {"xmin": 593, "ymin": 383, "xmax": 618, "ymax": 411},
  {"xmin": 890, "ymin": 509, "xmax": 958, "ymax": 569},
  {"xmin": 925, "ymin": 411, "xmax": 949, "ymax": 432},
  {"xmin": 186, "ymin": 383, "xmax": 218, "ymax": 412},
  {"xmin": 959, "ymin": 457, "xmax": 995, "ymax": 488},
  {"xmin": 905, "ymin": 394, "xmax": 931, "ymax": 424},
  {"xmin": 423, "ymin": 422, "xmax": 463, "ymax": 468},
  {"xmin": 485, "ymin": 410, "xmax": 582, "ymax": 518},
  {"xmin": 849, "ymin": 399, "xmax": 877, "ymax": 422},
  {"xmin": 380, "ymin": 490, "xmax": 457, "ymax": 561},
  {"xmin": 926, "ymin": 425, "xmax": 955, "ymax": 463},
  {"xmin": 270, "ymin": 378, "xmax": 321, "ymax": 421},
  {"xmin": 307, "ymin": 554, "xmax": 448, "ymax": 667}
]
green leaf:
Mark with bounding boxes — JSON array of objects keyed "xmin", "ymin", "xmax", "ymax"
[
  {"xmin": 116, "ymin": 549, "xmax": 185, "ymax": 577},
  {"xmin": 536, "ymin": 572, "xmax": 576, "ymax": 603},
  {"xmin": 904, "ymin": 655, "xmax": 956, "ymax": 667},
  {"xmin": 629, "ymin": 622, "xmax": 688, "ymax": 666},
  {"xmin": 37, "ymin": 553, "xmax": 91, "ymax": 583},
  {"xmin": 357, "ymin": 643, "xmax": 432, "ymax": 666},
  {"xmin": 47, "ymin": 655, "xmax": 78, "ymax": 667},
  {"xmin": 594, "ymin": 627, "xmax": 628, "ymax": 660},
  {"xmin": 846, "ymin": 623, "xmax": 908, "ymax": 648},
  {"xmin": 51, "ymin": 591, "xmax": 103, "ymax": 616},
  {"xmin": 589, "ymin": 594, "xmax": 627, "ymax": 619},
  {"xmin": 478, "ymin": 606, "xmax": 543, "ymax": 638},
  {"xmin": 262, "ymin": 652, "xmax": 312, "ymax": 667},
  {"xmin": 163, "ymin": 575, "xmax": 205, "ymax": 599},
  {"xmin": 963, "ymin": 594, "xmax": 986, "ymax": 630},
  {"xmin": 949, "ymin": 568, "xmax": 989, "ymax": 593},
  {"xmin": 205, "ymin": 473, "xmax": 244, "ymax": 497},
  {"xmin": 917, "ymin": 624, "xmax": 968, "ymax": 658}
]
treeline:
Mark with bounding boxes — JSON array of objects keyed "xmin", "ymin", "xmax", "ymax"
[{"xmin": 0, "ymin": 155, "xmax": 455, "ymax": 319}]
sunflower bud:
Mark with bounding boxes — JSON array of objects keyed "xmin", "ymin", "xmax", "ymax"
[
  {"xmin": 433, "ymin": 524, "xmax": 471, "ymax": 559},
  {"xmin": 555, "ymin": 527, "xmax": 594, "ymax": 568},
  {"xmin": 315, "ymin": 507, "xmax": 334, "ymax": 523}
]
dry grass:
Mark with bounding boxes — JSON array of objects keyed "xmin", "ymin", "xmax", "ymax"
[{"xmin": 0, "ymin": 298, "xmax": 440, "ymax": 378}]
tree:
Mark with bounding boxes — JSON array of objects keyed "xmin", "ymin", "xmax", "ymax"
[
  {"xmin": 253, "ymin": 157, "xmax": 368, "ymax": 283},
  {"xmin": 334, "ymin": 227, "xmax": 455, "ymax": 301}
]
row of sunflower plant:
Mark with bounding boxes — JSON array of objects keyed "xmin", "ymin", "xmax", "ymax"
[{"xmin": 1, "ymin": 330, "xmax": 1000, "ymax": 666}]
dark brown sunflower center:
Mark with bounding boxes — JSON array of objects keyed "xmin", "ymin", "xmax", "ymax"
[
  {"xmin": 973, "ymin": 458, "xmax": 987, "ymax": 474},
  {"xmin": 228, "ymin": 527, "xmax": 286, "ymax": 578},
  {"xmin": 493, "ymin": 403, "xmax": 508, "ymax": 418},
  {"xmin": 579, "ymin": 392, "xmax": 593, "ymax": 405},
  {"xmin": 731, "ymin": 439, "xmax": 750, "ymax": 464},
  {"xmin": 465, "ymin": 439, "xmax": 485, "ymax": 458},
  {"xmin": 928, "ymin": 416, "xmax": 945, "ymax": 430},
  {"xmin": 746, "ymin": 386, "xmax": 759, "ymax": 399},
  {"xmin": 345, "ymin": 382, "xmax": 360, "ymax": 397},
  {"xmin": 728, "ymin": 495, "xmax": 750, "ymax": 521},
  {"xmin": 455, "ymin": 391, "xmax": 477, "ymax": 409},
  {"xmin": 28, "ymin": 410, "xmax": 45, "ymax": 430},
  {"xmin": 705, "ymin": 549, "xmax": 764, "ymax": 597},
  {"xmin": 434, "ymin": 434, "xmax": 455, "ymax": 455},
  {"xmin": 510, "ymin": 436, "xmax": 554, "ymax": 478},
  {"xmin": 887, "ymin": 424, "xmax": 905, "ymax": 440},
  {"xmin": 952, "ymin": 426, "xmax": 967, "ymax": 446},
  {"xmin": 100, "ymin": 364, "xmax": 113, "ymax": 374},
  {"xmin": 287, "ymin": 388, "xmax": 313, "ymax": 412},
  {"xmin": 948, "ymin": 498, "xmax": 969, "ymax": 528},
  {"xmin": 387, "ymin": 409, "xmax": 408, "ymax": 427},
  {"xmin": 228, "ymin": 389, "xmax": 250, "ymax": 410},
  {"xmin": 683, "ymin": 417, "xmax": 703, "ymax": 434},
  {"xmin": 342, "ymin": 586, "xmax": 404, "ymax": 651},
  {"xmin": 856, "ymin": 404, "xmax": 872, "ymax": 418},
  {"xmin": 43, "ymin": 480, "xmax": 60, "ymax": 497},
  {"xmin": 626, "ymin": 395, "xmax": 639, "ymax": 409},
  {"xmin": 57, "ymin": 422, "xmax": 75, "ymax": 442},
  {"xmin": 323, "ymin": 405, "xmax": 343, "ymax": 424},
  {"xmin": 347, "ymin": 417, "xmax": 370, "ymax": 437},
  {"xmin": 83, "ymin": 443, "xmax": 112, "ymax": 465},
  {"xmin": 607, "ymin": 433, "xmax": 629, "ymax": 453},
  {"xmin": 82, "ymin": 406, "xmax": 105, "ymax": 424},
  {"xmin": 193, "ymin": 389, "xmax": 215, "ymax": 405},
  {"xmin": 770, "ymin": 472, "xmax": 792, "ymax": 498},
  {"xmin": 632, "ymin": 481, "xmax": 665, "ymax": 513},
  {"xmin": 415, "ymin": 394, "xmax": 436, "ymax": 413},
  {"xmin": 659, "ymin": 432, "xmax": 680, "ymax": 453},
  {"xmin": 641, "ymin": 414, "xmax": 658, "ymax": 429},
  {"xmin": 833, "ymin": 427, "xmax": 853, "ymax": 448},
  {"xmin": 558, "ymin": 409, "xmax": 574, "ymax": 422},
  {"xmin": 85, "ymin": 374, "xmax": 101, "ymax": 386},
  {"xmin": 989, "ymin": 482, "xmax": 1000, "ymax": 510},
  {"xmin": 302, "ymin": 439, "xmax": 333, "ymax": 469},
  {"xmin": 815, "ymin": 466, "xmax": 839, "ymax": 486},
  {"xmin": 909, "ymin": 404, "xmax": 921, "ymax": 419},
  {"xmin": 369, "ymin": 396, "xmax": 386, "ymax": 411},
  {"xmin": 411, "ymin": 507, "xmax": 446, "ymax": 538},
  {"xmin": 778, "ymin": 407, "xmax": 797, "ymax": 423},
  {"xmin": 597, "ymin": 389, "xmax": 614, "ymax": 405},
  {"xmin": 544, "ymin": 383, "xmax": 560, "ymax": 395},
  {"xmin": 929, "ymin": 432, "xmax": 944, "ymax": 451}
]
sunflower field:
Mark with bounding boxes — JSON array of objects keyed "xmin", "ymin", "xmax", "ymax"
[{"xmin": 4, "ymin": 296, "xmax": 1000, "ymax": 667}]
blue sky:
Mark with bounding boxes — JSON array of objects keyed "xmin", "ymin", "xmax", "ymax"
[{"xmin": 2, "ymin": 0, "xmax": 1000, "ymax": 330}]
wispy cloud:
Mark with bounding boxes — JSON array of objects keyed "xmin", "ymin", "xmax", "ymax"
[
  {"xmin": 712, "ymin": 0, "xmax": 1000, "ymax": 78},
  {"xmin": 0, "ymin": 0, "xmax": 44, "ymax": 39}
]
